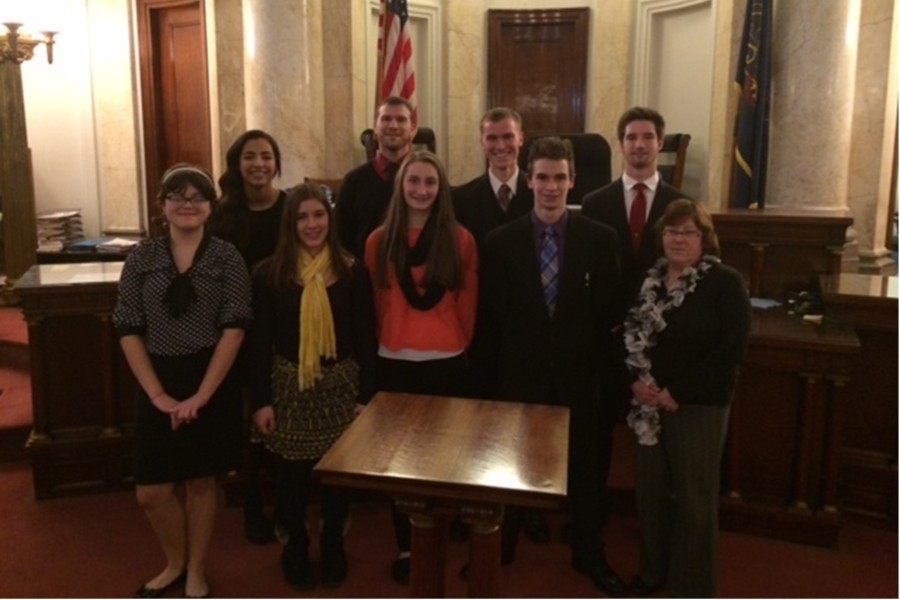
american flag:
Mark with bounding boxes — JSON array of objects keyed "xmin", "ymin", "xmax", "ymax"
[{"xmin": 377, "ymin": 0, "xmax": 418, "ymax": 124}]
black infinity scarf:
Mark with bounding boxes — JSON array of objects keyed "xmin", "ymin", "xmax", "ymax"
[{"xmin": 398, "ymin": 216, "xmax": 446, "ymax": 311}]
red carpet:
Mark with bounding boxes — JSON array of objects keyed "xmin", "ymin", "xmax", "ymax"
[
  {"xmin": 0, "ymin": 306, "xmax": 896, "ymax": 597},
  {"xmin": 0, "ymin": 307, "xmax": 31, "ymax": 431},
  {"xmin": 0, "ymin": 459, "xmax": 896, "ymax": 598}
]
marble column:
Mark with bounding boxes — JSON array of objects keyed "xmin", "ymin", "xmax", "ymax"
[
  {"xmin": 243, "ymin": 0, "xmax": 325, "ymax": 187},
  {"xmin": 0, "ymin": 53, "xmax": 38, "ymax": 297},
  {"xmin": 846, "ymin": 0, "xmax": 897, "ymax": 273},
  {"xmin": 767, "ymin": 0, "xmax": 860, "ymax": 210}
]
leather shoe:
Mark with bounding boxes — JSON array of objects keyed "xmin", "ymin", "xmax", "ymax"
[
  {"xmin": 134, "ymin": 572, "xmax": 186, "ymax": 598},
  {"xmin": 573, "ymin": 561, "xmax": 626, "ymax": 598},
  {"xmin": 391, "ymin": 556, "xmax": 410, "ymax": 585},
  {"xmin": 522, "ymin": 508, "xmax": 551, "ymax": 543},
  {"xmin": 630, "ymin": 575, "xmax": 663, "ymax": 596}
]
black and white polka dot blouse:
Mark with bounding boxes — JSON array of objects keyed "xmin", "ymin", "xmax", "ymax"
[{"xmin": 113, "ymin": 235, "xmax": 252, "ymax": 356}]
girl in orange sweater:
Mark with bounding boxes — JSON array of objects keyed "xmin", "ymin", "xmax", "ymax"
[{"xmin": 364, "ymin": 150, "xmax": 478, "ymax": 584}]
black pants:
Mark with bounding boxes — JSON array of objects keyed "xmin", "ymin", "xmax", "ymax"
[
  {"xmin": 377, "ymin": 353, "xmax": 468, "ymax": 552},
  {"xmin": 275, "ymin": 456, "xmax": 348, "ymax": 549}
]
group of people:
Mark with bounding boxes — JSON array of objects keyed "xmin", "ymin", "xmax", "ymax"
[{"xmin": 113, "ymin": 98, "xmax": 751, "ymax": 599}]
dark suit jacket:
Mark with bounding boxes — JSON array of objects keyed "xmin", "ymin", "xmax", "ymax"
[
  {"xmin": 451, "ymin": 172, "xmax": 534, "ymax": 397},
  {"xmin": 581, "ymin": 177, "xmax": 687, "ymax": 307},
  {"xmin": 335, "ymin": 161, "xmax": 394, "ymax": 260},
  {"xmin": 451, "ymin": 171, "xmax": 534, "ymax": 254},
  {"xmin": 484, "ymin": 211, "xmax": 621, "ymax": 564}
]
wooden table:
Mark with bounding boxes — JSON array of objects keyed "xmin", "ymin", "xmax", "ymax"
[{"xmin": 314, "ymin": 392, "xmax": 569, "ymax": 598}]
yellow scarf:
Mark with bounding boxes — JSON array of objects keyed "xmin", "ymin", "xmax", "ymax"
[{"xmin": 297, "ymin": 247, "xmax": 337, "ymax": 390}]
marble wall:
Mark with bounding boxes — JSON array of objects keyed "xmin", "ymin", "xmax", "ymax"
[{"xmin": 8, "ymin": 0, "xmax": 897, "ymax": 268}]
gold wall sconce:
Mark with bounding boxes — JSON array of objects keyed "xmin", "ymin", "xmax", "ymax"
[{"xmin": 1, "ymin": 22, "xmax": 56, "ymax": 64}]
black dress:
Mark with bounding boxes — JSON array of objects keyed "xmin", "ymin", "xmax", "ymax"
[{"xmin": 113, "ymin": 235, "xmax": 252, "ymax": 484}]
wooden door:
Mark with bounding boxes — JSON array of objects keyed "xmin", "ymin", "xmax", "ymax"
[
  {"xmin": 488, "ymin": 9, "xmax": 590, "ymax": 137},
  {"xmin": 137, "ymin": 0, "xmax": 211, "ymax": 236}
]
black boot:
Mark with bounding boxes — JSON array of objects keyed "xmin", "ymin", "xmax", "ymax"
[
  {"xmin": 244, "ymin": 498, "xmax": 274, "ymax": 545},
  {"xmin": 320, "ymin": 538, "xmax": 348, "ymax": 588},
  {"xmin": 281, "ymin": 540, "xmax": 315, "ymax": 590}
]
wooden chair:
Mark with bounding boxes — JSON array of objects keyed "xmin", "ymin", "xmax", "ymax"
[
  {"xmin": 659, "ymin": 133, "xmax": 691, "ymax": 190},
  {"xmin": 360, "ymin": 127, "xmax": 437, "ymax": 161}
]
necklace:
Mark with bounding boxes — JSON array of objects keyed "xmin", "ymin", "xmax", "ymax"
[{"xmin": 623, "ymin": 255, "xmax": 719, "ymax": 445}]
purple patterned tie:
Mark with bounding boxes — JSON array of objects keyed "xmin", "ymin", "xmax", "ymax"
[{"xmin": 540, "ymin": 227, "xmax": 559, "ymax": 317}]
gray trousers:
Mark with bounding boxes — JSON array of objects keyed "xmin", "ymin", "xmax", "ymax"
[{"xmin": 635, "ymin": 404, "xmax": 731, "ymax": 598}]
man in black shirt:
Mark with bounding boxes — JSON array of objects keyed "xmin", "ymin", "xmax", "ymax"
[{"xmin": 336, "ymin": 96, "xmax": 416, "ymax": 260}]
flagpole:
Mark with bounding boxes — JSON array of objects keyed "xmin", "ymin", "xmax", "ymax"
[{"xmin": 374, "ymin": 0, "xmax": 387, "ymax": 121}]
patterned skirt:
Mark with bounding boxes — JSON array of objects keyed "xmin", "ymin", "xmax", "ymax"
[{"xmin": 253, "ymin": 354, "xmax": 359, "ymax": 461}]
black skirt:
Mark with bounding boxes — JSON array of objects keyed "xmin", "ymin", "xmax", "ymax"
[{"xmin": 133, "ymin": 346, "xmax": 242, "ymax": 485}]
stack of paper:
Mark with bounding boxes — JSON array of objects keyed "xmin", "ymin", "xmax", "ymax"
[
  {"xmin": 36, "ymin": 209, "xmax": 84, "ymax": 252},
  {"xmin": 97, "ymin": 237, "xmax": 140, "ymax": 253}
]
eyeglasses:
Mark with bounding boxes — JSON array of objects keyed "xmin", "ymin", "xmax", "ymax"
[
  {"xmin": 166, "ymin": 194, "xmax": 210, "ymax": 206},
  {"xmin": 663, "ymin": 227, "xmax": 702, "ymax": 239}
]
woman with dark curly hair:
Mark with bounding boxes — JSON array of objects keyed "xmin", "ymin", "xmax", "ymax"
[{"xmin": 207, "ymin": 129, "xmax": 287, "ymax": 544}]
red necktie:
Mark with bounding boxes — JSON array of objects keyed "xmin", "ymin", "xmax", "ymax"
[{"xmin": 629, "ymin": 182, "xmax": 647, "ymax": 252}]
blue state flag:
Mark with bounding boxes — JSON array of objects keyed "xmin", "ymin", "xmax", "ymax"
[{"xmin": 731, "ymin": 0, "xmax": 772, "ymax": 209}]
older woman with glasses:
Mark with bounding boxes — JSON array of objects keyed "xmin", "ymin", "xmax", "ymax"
[{"xmin": 623, "ymin": 199, "xmax": 751, "ymax": 598}]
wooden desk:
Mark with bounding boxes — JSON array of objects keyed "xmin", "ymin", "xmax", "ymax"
[
  {"xmin": 721, "ymin": 308, "xmax": 860, "ymax": 546},
  {"xmin": 820, "ymin": 274, "xmax": 898, "ymax": 525},
  {"xmin": 712, "ymin": 207, "xmax": 852, "ymax": 297},
  {"xmin": 13, "ymin": 262, "xmax": 137, "ymax": 498},
  {"xmin": 315, "ymin": 392, "xmax": 569, "ymax": 598}
]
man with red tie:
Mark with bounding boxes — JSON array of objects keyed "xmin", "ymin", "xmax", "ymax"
[
  {"xmin": 582, "ymin": 106, "xmax": 688, "ymax": 308},
  {"xmin": 580, "ymin": 108, "xmax": 689, "ymax": 573}
]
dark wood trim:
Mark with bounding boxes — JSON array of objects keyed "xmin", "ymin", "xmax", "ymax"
[{"xmin": 136, "ymin": 0, "xmax": 209, "ymax": 237}]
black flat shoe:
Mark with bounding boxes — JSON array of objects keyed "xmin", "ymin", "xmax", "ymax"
[{"xmin": 134, "ymin": 572, "xmax": 186, "ymax": 598}]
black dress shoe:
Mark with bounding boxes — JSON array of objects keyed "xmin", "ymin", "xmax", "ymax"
[
  {"xmin": 573, "ymin": 561, "xmax": 626, "ymax": 598},
  {"xmin": 522, "ymin": 508, "xmax": 551, "ymax": 543},
  {"xmin": 630, "ymin": 575, "xmax": 662, "ymax": 596},
  {"xmin": 391, "ymin": 556, "xmax": 410, "ymax": 585},
  {"xmin": 134, "ymin": 572, "xmax": 186, "ymax": 598}
]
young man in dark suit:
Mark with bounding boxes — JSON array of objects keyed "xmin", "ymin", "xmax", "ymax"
[
  {"xmin": 483, "ymin": 137, "xmax": 626, "ymax": 597},
  {"xmin": 335, "ymin": 96, "xmax": 416, "ymax": 260},
  {"xmin": 450, "ymin": 107, "xmax": 547, "ymax": 543},
  {"xmin": 580, "ymin": 108, "xmax": 689, "ymax": 538},
  {"xmin": 581, "ymin": 106, "xmax": 688, "ymax": 304}
]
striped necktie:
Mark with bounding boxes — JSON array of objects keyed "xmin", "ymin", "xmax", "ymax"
[{"xmin": 540, "ymin": 227, "xmax": 559, "ymax": 317}]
